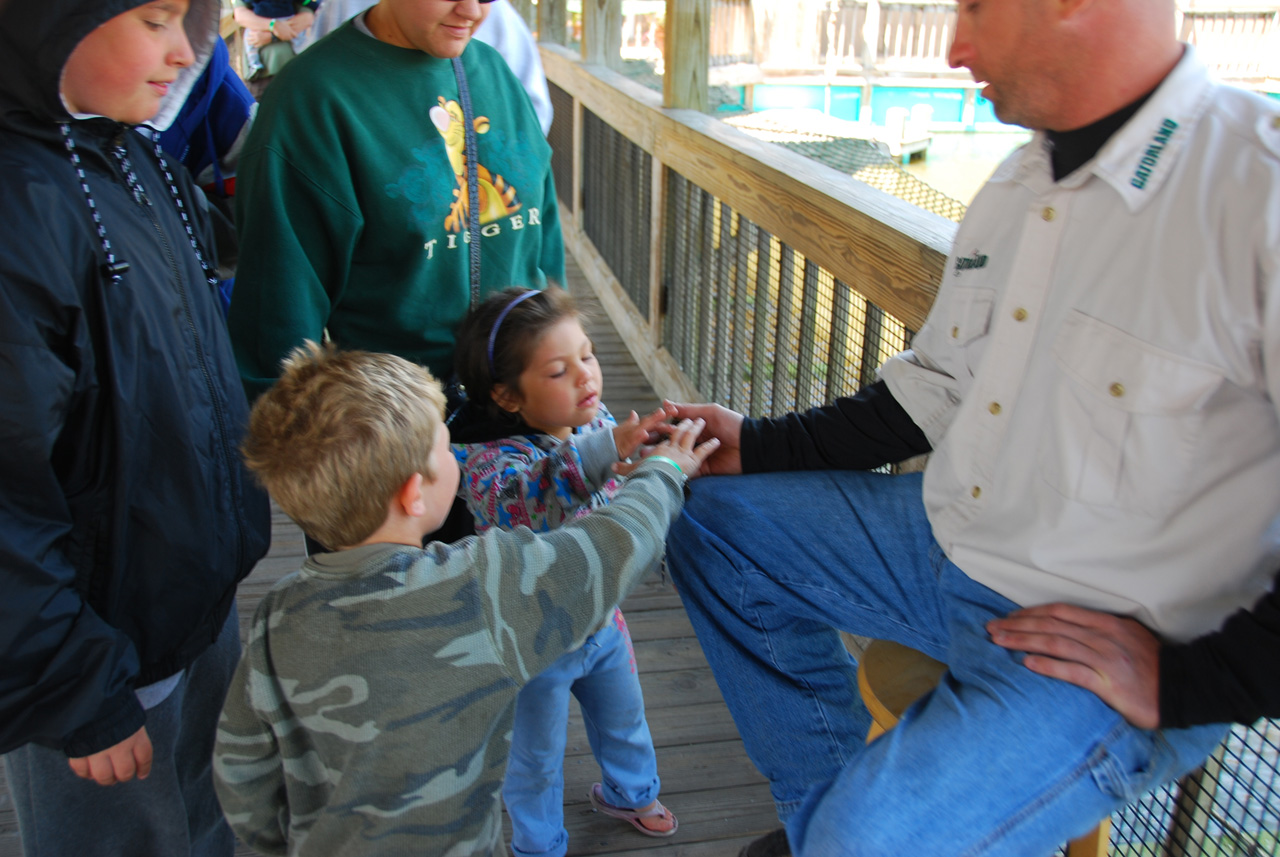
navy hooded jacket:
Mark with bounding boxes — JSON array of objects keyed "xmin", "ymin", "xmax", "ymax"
[{"xmin": 0, "ymin": 0, "xmax": 270, "ymax": 757}]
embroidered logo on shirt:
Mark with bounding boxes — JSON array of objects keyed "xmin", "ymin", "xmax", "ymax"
[
  {"xmin": 955, "ymin": 250, "xmax": 989, "ymax": 274},
  {"xmin": 1129, "ymin": 118, "xmax": 1179, "ymax": 190}
]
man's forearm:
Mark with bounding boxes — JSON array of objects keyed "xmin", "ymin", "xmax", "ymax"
[
  {"xmin": 1159, "ymin": 578, "xmax": 1280, "ymax": 728},
  {"xmin": 740, "ymin": 380, "xmax": 931, "ymax": 473}
]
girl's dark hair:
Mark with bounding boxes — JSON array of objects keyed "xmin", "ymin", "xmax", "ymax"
[{"xmin": 454, "ymin": 285, "xmax": 581, "ymax": 423}]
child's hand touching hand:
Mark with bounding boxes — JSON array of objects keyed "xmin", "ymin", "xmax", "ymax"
[
  {"xmin": 612, "ymin": 403, "xmax": 678, "ymax": 461},
  {"xmin": 618, "ymin": 418, "xmax": 719, "ymax": 481}
]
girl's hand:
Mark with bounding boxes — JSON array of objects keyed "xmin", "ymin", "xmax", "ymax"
[
  {"xmin": 616, "ymin": 418, "xmax": 719, "ymax": 480},
  {"xmin": 612, "ymin": 403, "xmax": 677, "ymax": 460},
  {"xmin": 244, "ymin": 26, "xmax": 274, "ymax": 46}
]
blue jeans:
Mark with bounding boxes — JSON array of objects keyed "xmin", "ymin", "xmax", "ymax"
[
  {"xmin": 666, "ymin": 470, "xmax": 1226, "ymax": 857},
  {"xmin": 4, "ymin": 608, "xmax": 241, "ymax": 857},
  {"xmin": 504, "ymin": 611, "xmax": 661, "ymax": 857}
]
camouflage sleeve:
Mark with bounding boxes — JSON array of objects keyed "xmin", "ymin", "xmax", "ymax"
[
  {"xmin": 449, "ymin": 458, "xmax": 685, "ymax": 683},
  {"xmin": 212, "ymin": 605, "xmax": 290, "ymax": 857}
]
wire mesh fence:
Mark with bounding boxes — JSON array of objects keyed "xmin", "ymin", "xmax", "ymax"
[
  {"xmin": 1096, "ymin": 721, "xmax": 1280, "ymax": 857},
  {"xmin": 661, "ymin": 169, "xmax": 910, "ymax": 417},
  {"xmin": 548, "ymin": 81, "xmax": 575, "ymax": 217},
  {"xmin": 580, "ymin": 109, "xmax": 653, "ymax": 321}
]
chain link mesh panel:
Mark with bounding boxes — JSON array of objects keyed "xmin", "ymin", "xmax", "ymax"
[
  {"xmin": 581, "ymin": 109, "xmax": 653, "ymax": 320},
  {"xmin": 661, "ymin": 170, "xmax": 910, "ymax": 416},
  {"xmin": 547, "ymin": 81, "xmax": 575, "ymax": 217}
]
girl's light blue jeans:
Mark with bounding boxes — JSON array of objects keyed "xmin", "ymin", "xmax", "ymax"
[
  {"xmin": 666, "ymin": 470, "xmax": 1226, "ymax": 857},
  {"xmin": 504, "ymin": 612, "xmax": 661, "ymax": 857}
]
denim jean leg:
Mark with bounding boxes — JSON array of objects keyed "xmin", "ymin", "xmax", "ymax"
[
  {"xmin": 791, "ymin": 564, "xmax": 1228, "ymax": 857},
  {"xmin": 666, "ymin": 470, "xmax": 949, "ymax": 820},
  {"xmin": 504, "ymin": 646, "xmax": 586, "ymax": 857},
  {"xmin": 179, "ymin": 606, "xmax": 241, "ymax": 857},
  {"xmin": 3, "ymin": 608, "xmax": 240, "ymax": 857},
  {"xmin": 573, "ymin": 617, "xmax": 661, "ymax": 810}
]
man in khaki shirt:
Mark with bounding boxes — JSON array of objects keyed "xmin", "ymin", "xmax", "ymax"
[{"xmin": 661, "ymin": 0, "xmax": 1280, "ymax": 853}]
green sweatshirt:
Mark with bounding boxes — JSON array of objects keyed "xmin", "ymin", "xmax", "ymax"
[
  {"xmin": 213, "ymin": 460, "xmax": 684, "ymax": 856},
  {"xmin": 229, "ymin": 23, "xmax": 565, "ymax": 397}
]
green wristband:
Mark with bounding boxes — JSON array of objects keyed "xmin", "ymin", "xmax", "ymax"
[{"xmin": 647, "ymin": 455, "xmax": 684, "ymax": 475}]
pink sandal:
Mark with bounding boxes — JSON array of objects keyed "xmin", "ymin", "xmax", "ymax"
[{"xmin": 588, "ymin": 782, "xmax": 678, "ymax": 838}]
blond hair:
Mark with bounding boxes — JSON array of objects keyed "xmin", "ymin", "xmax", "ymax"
[{"xmin": 242, "ymin": 342, "xmax": 447, "ymax": 549}]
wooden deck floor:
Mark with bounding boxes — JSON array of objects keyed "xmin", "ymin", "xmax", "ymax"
[{"xmin": 0, "ymin": 260, "xmax": 781, "ymax": 856}]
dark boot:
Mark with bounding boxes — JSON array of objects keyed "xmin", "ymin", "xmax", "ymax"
[{"xmin": 739, "ymin": 828, "xmax": 791, "ymax": 857}]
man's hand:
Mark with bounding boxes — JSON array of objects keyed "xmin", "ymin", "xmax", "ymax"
[
  {"xmin": 987, "ymin": 604, "xmax": 1161, "ymax": 729},
  {"xmin": 67, "ymin": 726, "xmax": 153, "ymax": 786},
  {"xmin": 657, "ymin": 401, "xmax": 745, "ymax": 476}
]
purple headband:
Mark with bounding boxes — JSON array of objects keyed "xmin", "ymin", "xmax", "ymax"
[{"xmin": 487, "ymin": 289, "xmax": 541, "ymax": 378}]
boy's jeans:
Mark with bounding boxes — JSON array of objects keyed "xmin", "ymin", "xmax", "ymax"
[
  {"xmin": 667, "ymin": 470, "xmax": 1226, "ymax": 857},
  {"xmin": 4, "ymin": 609, "xmax": 241, "ymax": 857},
  {"xmin": 504, "ymin": 614, "xmax": 661, "ymax": 857}
]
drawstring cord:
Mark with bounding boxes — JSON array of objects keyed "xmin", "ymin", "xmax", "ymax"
[
  {"xmin": 62, "ymin": 123, "xmax": 129, "ymax": 282},
  {"xmin": 61, "ymin": 123, "xmax": 218, "ymax": 293}
]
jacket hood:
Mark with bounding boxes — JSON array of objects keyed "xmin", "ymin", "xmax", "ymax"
[{"xmin": 0, "ymin": 0, "xmax": 221, "ymax": 134}]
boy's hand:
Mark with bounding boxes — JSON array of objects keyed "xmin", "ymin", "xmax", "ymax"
[
  {"xmin": 626, "ymin": 417, "xmax": 719, "ymax": 480},
  {"xmin": 612, "ymin": 404, "xmax": 678, "ymax": 461},
  {"xmin": 68, "ymin": 726, "xmax": 153, "ymax": 786}
]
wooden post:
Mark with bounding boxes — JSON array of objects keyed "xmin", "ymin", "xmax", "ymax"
[
  {"xmin": 508, "ymin": 0, "xmax": 535, "ymax": 29},
  {"xmin": 538, "ymin": 0, "xmax": 568, "ymax": 45},
  {"xmin": 582, "ymin": 0, "xmax": 623, "ymax": 69},
  {"xmin": 664, "ymin": 0, "xmax": 710, "ymax": 111},
  {"xmin": 648, "ymin": 159, "xmax": 667, "ymax": 348},
  {"xmin": 862, "ymin": 0, "xmax": 880, "ymax": 71}
]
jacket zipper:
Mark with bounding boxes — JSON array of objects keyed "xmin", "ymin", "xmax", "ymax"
[{"xmin": 111, "ymin": 129, "xmax": 247, "ymax": 584}]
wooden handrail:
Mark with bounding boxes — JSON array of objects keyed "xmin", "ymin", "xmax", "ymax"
[{"xmin": 541, "ymin": 43, "xmax": 953, "ymax": 332}]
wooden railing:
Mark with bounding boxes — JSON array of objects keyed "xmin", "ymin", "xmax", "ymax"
[{"xmin": 540, "ymin": 43, "xmax": 953, "ymax": 412}]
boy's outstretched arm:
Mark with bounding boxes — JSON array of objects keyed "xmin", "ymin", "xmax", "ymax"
[{"xmin": 465, "ymin": 420, "xmax": 717, "ymax": 683}]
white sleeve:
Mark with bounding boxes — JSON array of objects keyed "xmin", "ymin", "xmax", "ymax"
[{"xmin": 473, "ymin": 0, "xmax": 554, "ymax": 135}]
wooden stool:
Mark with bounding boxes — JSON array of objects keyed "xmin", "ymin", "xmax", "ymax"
[{"xmin": 855, "ymin": 639, "xmax": 1111, "ymax": 857}]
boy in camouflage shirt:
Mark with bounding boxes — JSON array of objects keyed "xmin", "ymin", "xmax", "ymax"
[{"xmin": 213, "ymin": 343, "xmax": 716, "ymax": 856}]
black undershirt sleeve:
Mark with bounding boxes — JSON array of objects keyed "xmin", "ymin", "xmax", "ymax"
[
  {"xmin": 739, "ymin": 380, "xmax": 931, "ymax": 474},
  {"xmin": 1159, "ymin": 578, "xmax": 1280, "ymax": 728}
]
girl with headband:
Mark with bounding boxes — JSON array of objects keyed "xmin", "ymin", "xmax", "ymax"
[{"xmin": 452, "ymin": 286, "xmax": 680, "ymax": 855}]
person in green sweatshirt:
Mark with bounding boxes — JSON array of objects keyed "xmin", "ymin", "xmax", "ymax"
[{"xmin": 227, "ymin": 0, "xmax": 564, "ymax": 402}]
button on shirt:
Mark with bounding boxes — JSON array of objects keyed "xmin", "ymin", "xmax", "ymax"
[{"xmin": 880, "ymin": 47, "xmax": 1280, "ymax": 642}]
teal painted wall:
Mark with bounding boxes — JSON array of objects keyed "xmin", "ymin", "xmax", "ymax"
[
  {"xmin": 750, "ymin": 84, "xmax": 862, "ymax": 121},
  {"xmin": 868, "ymin": 86, "xmax": 965, "ymax": 124}
]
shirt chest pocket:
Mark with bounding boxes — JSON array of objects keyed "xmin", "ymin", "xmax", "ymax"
[
  {"xmin": 941, "ymin": 286, "xmax": 996, "ymax": 385},
  {"xmin": 1039, "ymin": 311, "xmax": 1224, "ymax": 517}
]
